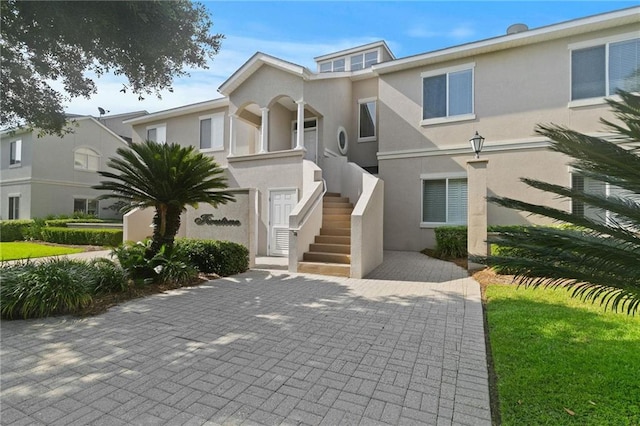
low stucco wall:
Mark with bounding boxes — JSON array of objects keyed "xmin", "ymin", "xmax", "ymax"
[{"xmin": 351, "ymin": 174, "xmax": 384, "ymax": 279}]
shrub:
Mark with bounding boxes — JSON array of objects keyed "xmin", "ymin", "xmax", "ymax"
[
  {"xmin": 111, "ymin": 241, "xmax": 155, "ymax": 282},
  {"xmin": 174, "ymin": 239, "xmax": 249, "ymax": 276},
  {"xmin": 44, "ymin": 218, "xmax": 106, "ymax": 228},
  {"xmin": 434, "ymin": 226, "xmax": 467, "ymax": 259},
  {"xmin": 87, "ymin": 258, "xmax": 129, "ymax": 294},
  {"xmin": 0, "ymin": 259, "xmax": 93, "ymax": 319},
  {"xmin": 41, "ymin": 227, "xmax": 122, "ymax": 246},
  {"xmin": 0, "ymin": 220, "xmax": 34, "ymax": 242}
]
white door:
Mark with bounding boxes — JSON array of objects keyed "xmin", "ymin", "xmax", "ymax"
[
  {"xmin": 292, "ymin": 118, "xmax": 318, "ymax": 163},
  {"xmin": 269, "ymin": 189, "xmax": 298, "ymax": 256}
]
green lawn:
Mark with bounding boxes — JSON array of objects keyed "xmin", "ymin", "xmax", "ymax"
[
  {"xmin": 0, "ymin": 242, "xmax": 84, "ymax": 261},
  {"xmin": 485, "ymin": 284, "xmax": 640, "ymax": 425}
]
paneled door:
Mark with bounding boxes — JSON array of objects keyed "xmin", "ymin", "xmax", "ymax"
[{"xmin": 269, "ymin": 189, "xmax": 297, "ymax": 256}]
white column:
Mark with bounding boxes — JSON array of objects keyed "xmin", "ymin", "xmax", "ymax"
[
  {"xmin": 260, "ymin": 107, "xmax": 269, "ymax": 154},
  {"xmin": 467, "ymin": 158, "xmax": 489, "ymax": 271},
  {"xmin": 295, "ymin": 100, "xmax": 305, "ymax": 150},
  {"xmin": 229, "ymin": 114, "xmax": 238, "ymax": 157}
]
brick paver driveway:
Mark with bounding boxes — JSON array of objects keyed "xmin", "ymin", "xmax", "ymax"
[{"xmin": 1, "ymin": 251, "xmax": 491, "ymax": 425}]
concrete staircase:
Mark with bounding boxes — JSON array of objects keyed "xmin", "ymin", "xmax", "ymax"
[{"xmin": 298, "ymin": 192, "xmax": 352, "ymax": 277}]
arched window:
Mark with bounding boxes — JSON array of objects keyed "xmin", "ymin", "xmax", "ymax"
[{"xmin": 74, "ymin": 147, "xmax": 100, "ymax": 171}]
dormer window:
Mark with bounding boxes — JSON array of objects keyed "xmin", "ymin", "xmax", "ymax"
[
  {"xmin": 319, "ymin": 58, "xmax": 346, "ymax": 73},
  {"xmin": 351, "ymin": 51, "xmax": 378, "ymax": 71}
]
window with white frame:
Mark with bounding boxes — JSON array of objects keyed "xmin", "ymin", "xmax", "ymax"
[
  {"xmin": 358, "ymin": 98, "xmax": 376, "ymax": 141},
  {"xmin": 74, "ymin": 147, "xmax": 100, "ymax": 171},
  {"xmin": 8, "ymin": 196, "xmax": 20, "ymax": 220},
  {"xmin": 74, "ymin": 198, "xmax": 98, "ymax": 216},
  {"xmin": 146, "ymin": 124, "xmax": 166, "ymax": 144},
  {"xmin": 199, "ymin": 113, "xmax": 224, "ymax": 151},
  {"xmin": 422, "ymin": 64, "xmax": 474, "ymax": 123},
  {"xmin": 571, "ymin": 36, "xmax": 639, "ymax": 101},
  {"xmin": 9, "ymin": 140, "xmax": 21, "ymax": 165},
  {"xmin": 422, "ymin": 176, "xmax": 467, "ymax": 225},
  {"xmin": 571, "ymin": 174, "xmax": 638, "ymax": 227},
  {"xmin": 350, "ymin": 51, "xmax": 378, "ymax": 71},
  {"xmin": 319, "ymin": 58, "xmax": 346, "ymax": 73}
]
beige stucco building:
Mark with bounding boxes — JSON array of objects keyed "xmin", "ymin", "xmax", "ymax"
[
  {"xmin": 107, "ymin": 7, "xmax": 639, "ymax": 276},
  {"xmin": 0, "ymin": 112, "xmax": 146, "ymax": 220}
]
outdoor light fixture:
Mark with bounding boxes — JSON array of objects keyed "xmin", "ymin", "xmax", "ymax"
[{"xmin": 469, "ymin": 131, "xmax": 485, "ymax": 159}]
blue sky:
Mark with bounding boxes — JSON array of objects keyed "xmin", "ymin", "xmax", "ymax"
[{"xmin": 63, "ymin": 1, "xmax": 638, "ymax": 116}]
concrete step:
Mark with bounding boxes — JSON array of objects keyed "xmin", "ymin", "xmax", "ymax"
[
  {"xmin": 323, "ymin": 196, "xmax": 350, "ymax": 204},
  {"xmin": 309, "ymin": 243, "xmax": 350, "ymax": 254},
  {"xmin": 323, "ymin": 220, "xmax": 351, "ymax": 229},
  {"xmin": 323, "ymin": 207, "xmax": 353, "ymax": 215},
  {"xmin": 303, "ymin": 252, "xmax": 350, "ymax": 264},
  {"xmin": 315, "ymin": 235, "xmax": 351, "ymax": 245},
  {"xmin": 320, "ymin": 228, "xmax": 351, "ymax": 236},
  {"xmin": 298, "ymin": 262, "xmax": 350, "ymax": 277},
  {"xmin": 323, "ymin": 214, "xmax": 351, "ymax": 222},
  {"xmin": 325, "ymin": 192, "xmax": 342, "ymax": 197}
]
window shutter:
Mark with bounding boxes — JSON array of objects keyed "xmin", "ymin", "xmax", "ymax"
[
  {"xmin": 584, "ymin": 176, "xmax": 606, "ymax": 222},
  {"xmin": 423, "ymin": 180, "xmax": 446, "ymax": 222},
  {"xmin": 571, "ymin": 45, "xmax": 606, "ymax": 100},
  {"xmin": 448, "ymin": 70, "xmax": 472, "ymax": 116},
  {"xmin": 447, "ymin": 178, "xmax": 468, "ymax": 223},
  {"xmin": 609, "ymin": 38, "xmax": 640, "ymax": 95}
]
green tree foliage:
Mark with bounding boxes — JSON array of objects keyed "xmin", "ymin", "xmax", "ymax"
[
  {"xmin": 484, "ymin": 92, "xmax": 640, "ymax": 314},
  {"xmin": 93, "ymin": 141, "xmax": 235, "ymax": 257},
  {"xmin": 1, "ymin": 0, "xmax": 222, "ymax": 135}
]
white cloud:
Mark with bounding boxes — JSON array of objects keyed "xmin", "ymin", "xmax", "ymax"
[{"xmin": 62, "ymin": 34, "xmax": 380, "ymax": 116}]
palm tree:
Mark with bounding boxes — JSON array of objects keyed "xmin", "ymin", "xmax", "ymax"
[
  {"xmin": 94, "ymin": 141, "xmax": 235, "ymax": 257},
  {"xmin": 484, "ymin": 91, "xmax": 640, "ymax": 314}
]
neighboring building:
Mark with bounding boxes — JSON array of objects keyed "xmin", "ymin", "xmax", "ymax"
[
  {"xmin": 123, "ymin": 7, "xmax": 637, "ymax": 276},
  {"xmin": 0, "ymin": 111, "xmax": 146, "ymax": 220}
]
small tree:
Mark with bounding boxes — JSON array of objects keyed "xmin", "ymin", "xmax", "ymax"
[
  {"xmin": 484, "ymin": 92, "xmax": 640, "ymax": 314},
  {"xmin": 94, "ymin": 141, "xmax": 234, "ymax": 257}
]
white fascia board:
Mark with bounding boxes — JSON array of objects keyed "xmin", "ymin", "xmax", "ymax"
[
  {"xmin": 123, "ymin": 98, "xmax": 229, "ymax": 125},
  {"xmin": 314, "ymin": 40, "xmax": 395, "ymax": 62},
  {"xmin": 374, "ymin": 7, "xmax": 639, "ymax": 75}
]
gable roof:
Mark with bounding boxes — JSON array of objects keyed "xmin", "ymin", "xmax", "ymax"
[
  {"xmin": 123, "ymin": 98, "xmax": 229, "ymax": 125},
  {"xmin": 374, "ymin": 6, "xmax": 639, "ymax": 74},
  {"xmin": 218, "ymin": 52, "xmax": 313, "ymax": 96}
]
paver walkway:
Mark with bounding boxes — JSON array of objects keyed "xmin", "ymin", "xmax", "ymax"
[{"xmin": 1, "ymin": 251, "xmax": 491, "ymax": 425}]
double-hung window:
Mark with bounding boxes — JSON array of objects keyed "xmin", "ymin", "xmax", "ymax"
[
  {"xmin": 199, "ymin": 113, "xmax": 225, "ymax": 151},
  {"xmin": 74, "ymin": 198, "xmax": 98, "ymax": 216},
  {"xmin": 8, "ymin": 196, "xmax": 20, "ymax": 220},
  {"xmin": 422, "ymin": 63, "xmax": 475, "ymax": 125},
  {"xmin": 570, "ymin": 35, "xmax": 639, "ymax": 102},
  {"xmin": 146, "ymin": 124, "xmax": 166, "ymax": 144},
  {"xmin": 421, "ymin": 175, "xmax": 467, "ymax": 225},
  {"xmin": 358, "ymin": 98, "xmax": 376, "ymax": 142},
  {"xmin": 9, "ymin": 140, "xmax": 21, "ymax": 166}
]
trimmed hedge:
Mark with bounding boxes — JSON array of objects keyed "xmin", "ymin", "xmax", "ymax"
[
  {"xmin": 174, "ymin": 239, "xmax": 249, "ymax": 276},
  {"xmin": 41, "ymin": 227, "xmax": 123, "ymax": 246},
  {"xmin": 434, "ymin": 226, "xmax": 468, "ymax": 259},
  {"xmin": 0, "ymin": 220, "xmax": 35, "ymax": 242},
  {"xmin": 44, "ymin": 218, "xmax": 106, "ymax": 228}
]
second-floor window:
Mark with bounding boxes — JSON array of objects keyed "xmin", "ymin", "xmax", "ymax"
[
  {"xmin": 358, "ymin": 98, "xmax": 376, "ymax": 142},
  {"xmin": 199, "ymin": 113, "xmax": 224, "ymax": 151},
  {"xmin": 319, "ymin": 58, "xmax": 346, "ymax": 73},
  {"xmin": 9, "ymin": 140, "xmax": 21, "ymax": 165},
  {"xmin": 74, "ymin": 147, "xmax": 100, "ymax": 171},
  {"xmin": 571, "ymin": 37, "xmax": 639, "ymax": 101},
  {"xmin": 146, "ymin": 124, "xmax": 166, "ymax": 144},
  {"xmin": 422, "ymin": 64, "xmax": 474, "ymax": 123}
]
